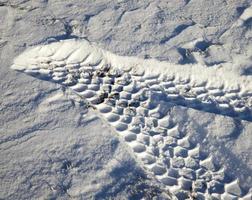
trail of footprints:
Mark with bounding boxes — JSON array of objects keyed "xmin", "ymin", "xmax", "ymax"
[{"xmin": 48, "ymin": 62, "xmax": 251, "ymax": 199}]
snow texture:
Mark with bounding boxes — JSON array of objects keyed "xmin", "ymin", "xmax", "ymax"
[
  {"xmin": 11, "ymin": 39, "xmax": 252, "ymax": 199},
  {"xmin": 1, "ymin": 0, "xmax": 252, "ymax": 200}
]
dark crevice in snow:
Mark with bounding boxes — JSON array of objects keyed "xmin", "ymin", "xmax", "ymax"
[
  {"xmin": 244, "ymin": 17, "xmax": 252, "ymax": 27},
  {"xmin": 241, "ymin": 65, "xmax": 252, "ymax": 76},
  {"xmin": 194, "ymin": 40, "xmax": 212, "ymax": 51},
  {"xmin": 115, "ymin": 10, "xmax": 126, "ymax": 25},
  {"xmin": 177, "ymin": 47, "xmax": 197, "ymax": 64},
  {"xmin": 184, "ymin": 0, "xmax": 191, "ymax": 6}
]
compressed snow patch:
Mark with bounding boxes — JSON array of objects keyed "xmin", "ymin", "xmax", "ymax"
[{"xmin": 11, "ymin": 39, "xmax": 252, "ymax": 199}]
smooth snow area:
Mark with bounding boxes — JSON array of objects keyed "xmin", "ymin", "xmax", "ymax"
[{"xmin": 1, "ymin": 0, "xmax": 252, "ymax": 200}]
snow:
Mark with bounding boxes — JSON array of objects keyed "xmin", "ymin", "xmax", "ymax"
[
  {"xmin": 10, "ymin": 38, "xmax": 252, "ymax": 199},
  {"xmin": 1, "ymin": 0, "xmax": 252, "ymax": 199}
]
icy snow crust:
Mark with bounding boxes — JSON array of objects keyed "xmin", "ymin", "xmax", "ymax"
[{"xmin": 11, "ymin": 39, "xmax": 252, "ymax": 199}]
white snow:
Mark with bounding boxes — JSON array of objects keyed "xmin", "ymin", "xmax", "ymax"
[
  {"xmin": 1, "ymin": 0, "xmax": 252, "ymax": 199},
  {"xmin": 10, "ymin": 38, "xmax": 252, "ymax": 199}
]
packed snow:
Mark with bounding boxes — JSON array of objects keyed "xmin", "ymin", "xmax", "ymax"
[
  {"xmin": 1, "ymin": 0, "xmax": 252, "ymax": 199},
  {"xmin": 10, "ymin": 38, "xmax": 252, "ymax": 199}
]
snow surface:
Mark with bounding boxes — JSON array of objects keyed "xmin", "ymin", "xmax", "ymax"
[
  {"xmin": 10, "ymin": 38, "xmax": 252, "ymax": 199},
  {"xmin": 1, "ymin": 0, "xmax": 252, "ymax": 199}
]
